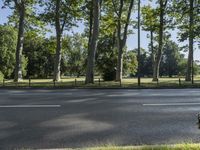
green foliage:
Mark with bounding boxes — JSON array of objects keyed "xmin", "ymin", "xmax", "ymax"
[
  {"xmin": 102, "ymin": 70, "xmax": 116, "ymax": 81},
  {"xmin": 172, "ymin": 0, "xmax": 200, "ymax": 42},
  {"xmin": 177, "ymin": 59, "xmax": 200, "ymax": 76},
  {"xmin": 3, "ymin": 0, "xmax": 45, "ymax": 33},
  {"xmin": 0, "ymin": 0, "xmax": 200, "ymax": 81},
  {"xmin": 132, "ymin": 41, "xmax": 194, "ymax": 78},
  {"xmin": 23, "ymin": 32, "xmax": 88, "ymax": 79},
  {"xmin": 40, "ymin": 0, "xmax": 82, "ymax": 32},
  {"xmin": 160, "ymin": 40, "xmax": 183, "ymax": 77},
  {"xmin": 23, "ymin": 32, "xmax": 54, "ymax": 78},
  {"xmin": 62, "ymin": 34, "xmax": 87, "ymax": 77},
  {"xmin": 96, "ymin": 35, "xmax": 117, "ymax": 81},
  {"xmin": 141, "ymin": 5, "xmax": 159, "ymax": 33},
  {"xmin": 0, "ymin": 25, "xmax": 17, "ymax": 78},
  {"xmin": 134, "ymin": 48, "xmax": 152, "ymax": 77},
  {"xmin": 123, "ymin": 50, "xmax": 138, "ymax": 76}
]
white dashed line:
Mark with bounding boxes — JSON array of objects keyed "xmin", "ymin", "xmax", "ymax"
[
  {"xmin": 143, "ymin": 103, "xmax": 200, "ymax": 106},
  {"xmin": 0, "ymin": 105, "xmax": 61, "ymax": 108}
]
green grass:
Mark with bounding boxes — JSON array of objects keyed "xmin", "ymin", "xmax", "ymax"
[
  {"xmin": 15, "ymin": 143, "xmax": 200, "ymax": 150},
  {"xmin": 1, "ymin": 77, "xmax": 200, "ymax": 88},
  {"xmin": 83, "ymin": 144, "xmax": 200, "ymax": 150}
]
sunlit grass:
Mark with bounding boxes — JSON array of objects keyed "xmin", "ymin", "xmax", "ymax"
[
  {"xmin": 16, "ymin": 143, "xmax": 200, "ymax": 150},
  {"xmin": 1, "ymin": 77, "xmax": 200, "ymax": 88},
  {"xmin": 84, "ymin": 143, "xmax": 200, "ymax": 150},
  {"xmin": 74, "ymin": 143, "xmax": 200, "ymax": 150}
]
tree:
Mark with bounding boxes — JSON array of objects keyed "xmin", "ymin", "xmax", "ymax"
[
  {"xmin": 0, "ymin": 25, "xmax": 17, "ymax": 78},
  {"xmin": 132, "ymin": 48, "xmax": 152, "ymax": 77},
  {"xmin": 185, "ymin": 0, "xmax": 194, "ymax": 82},
  {"xmin": 23, "ymin": 32, "xmax": 55, "ymax": 78},
  {"xmin": 152, "ymin": 0, "xmax": 169, "ymax": 81},
  {"xmin": 173, "ymin": 0, "xmax": 199, "ymax": 81},
  {"xmin": 62, "ymin": 34, "xmax": 87, "ymax": 77},
  {"xmin": 3, "ymin": 0, "xmax": 25, "ymax": 81},
  {"xmin": 123, "ymin": 50, "xmax": 138, "ymax": 77},
  {"xmin": 3, "ymin": 0, "xmax": 43, "ymax": 81},
  {"xmin": 112, "ymin": 0, "xmax": 135, "ymax": 81},
  {"xmin": 41, "ymin": 0, "xmax": 82, "ymax": 81},
  {"xmin": 160, "ymin": 40, "xmax": 183, "ymax": 77},
  {"xmin": 96, "ymin": 34, "xmax": 118, "ymax": 81},
  {"xmin": 95, "ymin": 1, "xmax": 118, "ymax": 81},
  {"xmin": 141, "ymin": 5, "xmax": 159, "ymax": 78},
  {"xmin": 85, "ymin": 0, "xmax": 101, "ymax": 84}
]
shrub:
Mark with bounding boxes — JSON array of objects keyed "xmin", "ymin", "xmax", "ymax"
[{"xmin": 102, "ymin": 69, "xmax": 116, "ymax": 81}]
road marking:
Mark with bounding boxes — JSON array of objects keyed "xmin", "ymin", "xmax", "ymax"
[
  {"xmin": 143, "ymin": 103, "xmax": 200, "ymax": 106},
  {"xmin": 0, "ymin": 105, "xmax": 61, "ymax": 108},
  {"xmin": 10, "ymin": 93, "xmax": 72, "ymax": 96},
  {"xmin": 143, "ymin": 102, "xmax": 200, "ymax": 106}
]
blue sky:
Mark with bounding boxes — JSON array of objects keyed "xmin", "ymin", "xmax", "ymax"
[{"xmin": 0, "ymin": 1, "xmax": 199, "ymax": 60}]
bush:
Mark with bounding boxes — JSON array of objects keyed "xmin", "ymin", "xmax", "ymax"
[{"xmin": 102, "ymin": 69, "xmax": 116, "ymax": 81}]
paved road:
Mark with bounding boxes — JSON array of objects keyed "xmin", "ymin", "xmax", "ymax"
[{"xmin": 0, "ymin": 89, "xmax": 200, "ymax": 149}]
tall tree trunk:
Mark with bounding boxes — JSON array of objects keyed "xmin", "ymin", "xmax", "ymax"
[
  {"xmin": 14, "ymin": 4, "xmax": 25, "ymax": 82},
  {"xmin": 85, "ymin": 0, "xmax": 100, "ymax": 84},
  {"xmin": 116, "ymin": 16, "xmax": 122, "ymax": 81},
  {"xmin": 150, "ymin": 31, "xmax": 156, "ymax": 78},
  {"xmin": 152, "ymin": 0, "xmax": 166, "ymax": 81},
  {"xmin": 115, "ymin": 0, "xmax": 134, "ymax": 81},
  {"xmin": 116, "ymin": 41, "xmax": 123, "ymax": 81},
  {"xmin": 53, "ymin": 0, "xmax": 62, "ymax": 81},
  {"xmin": 53, "ymin": 32, "xmax": 62, "ymax": 81},
  {"xmin": 115, "ymin": 0, "xmax": 123, "ymax": 81},
  {"xmin": 185, "ymin": 0, "xmax": 194, "ymax": 81},
  {"xmin": 88, "ymin": 3, "xmax": 93, "ymax": 51}
]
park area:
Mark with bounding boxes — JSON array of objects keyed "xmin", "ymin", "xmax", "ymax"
[
  {"xmin": 1, "ymin": 77, "xmax": 200, "ymax": 88},
  {"xmin": 0, "ymin": 0, "xmax": 200, "ymax": 149}
]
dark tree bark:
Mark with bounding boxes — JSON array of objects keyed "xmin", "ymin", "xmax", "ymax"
[
  {"xmin": 150, "ymin": 31, "xmax": 156, "ymax": 78},
  {"xmin": 14, "ymin": 1, "xmax": 25, "ymax": 82},
  {"xmin": 185, "ymin": 0, "xmax": 194, "ymax": 81},
  {"xmin": 115, "ymin": 0, "xmax": 134, "ymax": 81},
  {"xmin": 53, "ymin": 31, "xmax": 62, "ymax": 81},
  {"xmin": 85, "ymin": 0, "xmax": 101, "ymax": 84},
  {"xmin": 53, "ymin": 0, "xmax": 63, "ymax": 81},
  {"xmin": 88, "ymin": 2, "xmax": 93, "ymax": 51}
]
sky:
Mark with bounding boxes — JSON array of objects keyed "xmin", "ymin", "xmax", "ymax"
[{"xmin": 0, "ymin": 1, "xmax": 199, "ymax": 60}]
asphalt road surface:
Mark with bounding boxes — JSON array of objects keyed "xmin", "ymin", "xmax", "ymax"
[{"xmin": 0, "ymin": 89, "xmax": 200, "ymax": 149}]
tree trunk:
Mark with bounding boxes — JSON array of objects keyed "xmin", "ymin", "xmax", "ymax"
[
  {"xmin": 88, "ymin": 3, "xmax": 93, "ymax": 50},
  {"xmin": 85, "ymin": 0, "xmax": 100, "ymax": 84},
  {"xmin": 185, "ymin": 0, "xmax": 194, "ymax": 81},
  {"xmin": 53, "ymin": 33, "xmax": 62, "ymax": 81},
  {"xmin": 116, "ymin": 42, "xmax": 123, "ymax": 81},
  {"xmin": 150, "ymin": 31, "xmax": 156, "ymax": 79},
  {"xmin": 14, "ymin": 4, "xmax": 25, "ymax": 82},
  {"xmin": 115, "ymin": 0, "xmax": 123, "ymax": 82},
  {"xmin": 152, "ymin": 0, "xmax": 166, "ymax": 81},
  {"xmin": 115, "ymin": 0, "xmax": 134, "ymax": 81},
  {"xmin": 53, "ymin": 0, "xmax": 62, "ymax": 81}
]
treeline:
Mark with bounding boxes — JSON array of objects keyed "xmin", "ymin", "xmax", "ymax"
[
  {"xmin": 1, "ymin": 25, "xmax": 199, "ymax": 80},
  {"xmin": 0, "ymin": 0, "xmax": 199, "ymax": 83}
]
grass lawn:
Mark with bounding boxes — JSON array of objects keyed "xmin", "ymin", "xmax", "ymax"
[
  {"xmin": 17, "ymin": 144, "xmax": 200, "ymax": 150},
  {"xmin": 1, "ymin": 77, "xmax": 200, "ymax": 88},
  {"xmin": 83, "ymin": 144, "xmax": 200, "ymax": 150}
]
